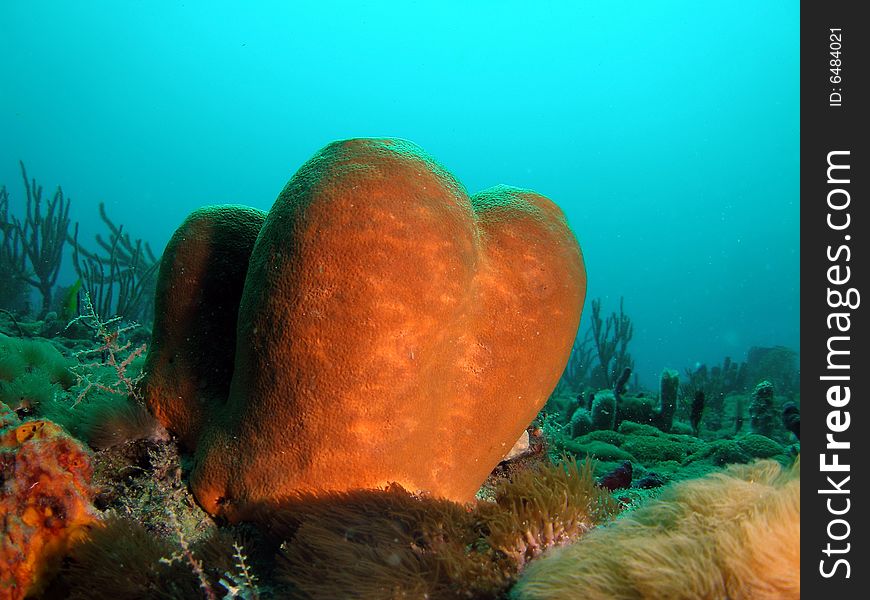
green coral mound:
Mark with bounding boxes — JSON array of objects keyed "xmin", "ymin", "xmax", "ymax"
[
  {"xmin": 551, "ymin": 411, "xmax": 792, "ymax": 486},
  {"xmin": 0, "ymin": 333, "xmax": 74, "ymax": 410},
  {"xmin": 564, "ymin": 439, "xmax": 635, "ymax": 463},
  {"xmin": 581, "ymin": 429, "xmax": 626, "ymax": 445},
  {"xmin": 621, "ymin": 435, "xmax": 687, "ymax": 465},
  {"xmin": 691, "ymin": 439, "xmax": 751, "ymax": 466},
  {"xmin": 0, "ymin": 333, "xmax": 74, "ymax": 385},
  {"xmin": 685, "ymin": 435, "xmax": 787, "ymax": 468},
  {"xmin": 617, "ymin": 420, "xmax": 663, "ymax": 438},
  {"xmin": 615, "ymin": 421, "xmax": 703, "ymax": 466},
  {"xmin": 737, "ymin": 433, "xmax": 786, "ymax": 459}
]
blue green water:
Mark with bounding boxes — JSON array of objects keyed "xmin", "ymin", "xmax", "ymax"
[{"xmin": 0, "ymin": 0, "xmax": 798, "ymax": 386}]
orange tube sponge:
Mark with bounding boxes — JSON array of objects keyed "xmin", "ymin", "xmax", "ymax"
[
  {"xmin": 143, "ymin": 138, "xmax": 585, "ymax": 520},
  {"xmin": 0, "ymin": 403, "xmax": 97, "ymax": 600},
  {"xmin": 141, "ymin": 205, "xmax": 266, "ymax": 449}
]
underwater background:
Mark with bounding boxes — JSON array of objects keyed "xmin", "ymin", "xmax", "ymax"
[
  {"xmin": 0, "ymin": 0, "xmax": 799, "ymax": 387},
  {"xmin": 1, "ymin": 2, "xmax": 802, "ymax": 598}
]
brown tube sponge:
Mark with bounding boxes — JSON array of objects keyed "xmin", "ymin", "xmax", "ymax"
[{"xmin": 144, "ymin": 139, "xmax": 585, "ymax": 520}]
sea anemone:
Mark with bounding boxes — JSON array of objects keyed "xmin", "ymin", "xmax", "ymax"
[{"xmin": 513, "ymin": 457, "xmax": 801, "ymax": 600}]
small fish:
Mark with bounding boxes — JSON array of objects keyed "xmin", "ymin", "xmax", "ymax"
[
  {"xmin": 59, "ymin": 278, "xmax": 83, "ymax": 322},
  {"xmin": 598, "ymin": 460, "xmax": 633, "ymax": 492}
]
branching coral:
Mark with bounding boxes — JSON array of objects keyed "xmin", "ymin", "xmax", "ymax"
[
  {"xmin": 65, "ymin": 290, "xmax": 147, "ymax": 406},
  {"xmin": 70, "ymin": 203, "xmax": 161, "ymax": 326},
  {"xmin": 0, "ymin": 187, "xmax": 29, "ymax": 313},
  {"xmin": 3, "ymin": 162, "xmax": 162, "ymax": 323},
  {"xmin": 588, "ymin": 297, "xmax": 634, "ymax": 388},
  {"xmin": 10, "ymin": 162, "xmax": 72, "ymax": 318}
]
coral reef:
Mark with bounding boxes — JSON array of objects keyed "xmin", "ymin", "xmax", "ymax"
[
  {"xmin": 681, "ymin": 356, "xmax": 747, "ymax": 432},
  {"xmin": 547, "ymin": 297, "xmax": 638, "ymax": 421},
  {"xmin": 0, "ymin": 404, "xmax": 97, "ymax": 600},
  {"xmin": 1, "ymin": 295, "xmax": 164, "ymax": 453},
  {"xmin": 1, "ymin": 296, "xmax": 167, "ymax": 458},
  {"xmin": 550, "ymin": 415, "xmax": 791, "ymax": 488},
  {"xmin": 567, "ymin": 368, "xmax": 679, "ymax": 438},
  {"xmin": 142, "ymin": 138, "xmax": 586, "ymax": 519},
  {"xmin": 0, "ymin": 148, "xmax": 799, "ymax": 597},
  {"xmin": 682, "ymin": 356, "xmax": 747, "ymax": 398},
  {"xmin": 512, "ymin": 457, "xmax": 800, "ymax": 600}
]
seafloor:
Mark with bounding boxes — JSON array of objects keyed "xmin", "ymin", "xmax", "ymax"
[{"xmin": 0, "ymin": 308, "xmax": 800, "ymax": 600}]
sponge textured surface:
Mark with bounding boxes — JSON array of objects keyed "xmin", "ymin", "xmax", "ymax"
[{"xmin": 145, "ymin": 139, "xmax": 585, "ymax": 519}]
